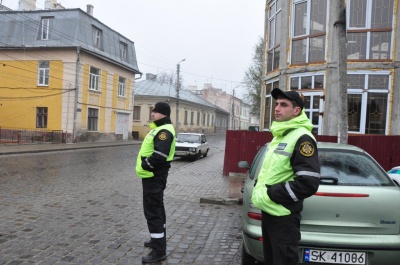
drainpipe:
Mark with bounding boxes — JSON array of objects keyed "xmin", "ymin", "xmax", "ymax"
[{"xmin": 72, "ymin": 46, "xmax": 81, "ymax": 142}]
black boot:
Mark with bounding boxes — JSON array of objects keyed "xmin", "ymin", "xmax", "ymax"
[
  {"xmin": 144, "ymin": 238, "xmax": 155, "ymax": 248},
  {"xmin": 142, "ymin": 249, "xmax": 167, "ymax": 263}
]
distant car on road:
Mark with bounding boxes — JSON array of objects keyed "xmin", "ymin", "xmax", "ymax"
[
  {"xmin": 388, "ymin": 166, "xmax": 400, "ymax": 186},
  {"xmin": 174, "ymin": 133, "xmax": 209, "ymax": 161},
  {"xmin": 239, "ymin": 142, "xmax": 400, "ymax": 265}
]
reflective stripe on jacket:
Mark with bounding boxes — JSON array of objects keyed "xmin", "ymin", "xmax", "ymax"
[{"xmin": 136, "ymin": 123, "xmax": 175, "ymax": 178}]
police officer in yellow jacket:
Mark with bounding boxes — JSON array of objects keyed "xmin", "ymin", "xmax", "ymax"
[
  {"xmin": 252, "ymin": 88, "xmax": 320, "ymax": 265},
  {"xmin": 136, "ymin": 102, "xmax": 176, "ymax": 263}
]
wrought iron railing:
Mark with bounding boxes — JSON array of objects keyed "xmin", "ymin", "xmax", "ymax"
[{"xmin": 0, "ymin": 127, "xmax": 64, "ymax": 144}]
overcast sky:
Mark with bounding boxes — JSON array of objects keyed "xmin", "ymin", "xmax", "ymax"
[{"xmin": 3, "ymin": 0, "xmax": 265, "ymax": 98}]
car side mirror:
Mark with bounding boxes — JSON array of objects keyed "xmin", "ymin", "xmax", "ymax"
[{"xmin": 238, "ymin": 161, "xmax": 250, "ymax": 169}]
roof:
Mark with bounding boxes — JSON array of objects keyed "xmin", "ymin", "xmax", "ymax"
[
  {"xmin": 134, "ymin": 79, "xmax": 218, "ymax": 109},
  {"xmin": 0, "ymin": 9, "xmax": 140, "ymax": 74}
]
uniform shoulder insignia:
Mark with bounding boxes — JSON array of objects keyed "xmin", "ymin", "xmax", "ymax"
[
  {"xmin": 299, "ymin": 141, "xmax": 315, "ymax": 157},
  {"xmin": 158, "ymin": 132, "xmax": 168, "ymax": 141}
]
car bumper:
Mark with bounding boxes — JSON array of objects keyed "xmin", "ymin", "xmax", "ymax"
[
  {"xmin": 174, "ymin": 151, "xmax": 196, "ymax": 157},
  {"xmin": 242, "ymin": 223, "xmax": 263, "ymax": 262}
]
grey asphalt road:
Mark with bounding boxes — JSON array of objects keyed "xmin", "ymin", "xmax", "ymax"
[{"xmin": 0, "ymin": 134, "xmax": 245, "ymax": 265}]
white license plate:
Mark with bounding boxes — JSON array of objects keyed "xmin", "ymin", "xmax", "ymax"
[{"xmin": 304, "ymin": 248, "xmax": 366, "ymax": 264}]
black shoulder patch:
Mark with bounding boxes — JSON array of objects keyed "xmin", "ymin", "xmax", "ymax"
[
  {"xmin": 299, "ymin": 141, "xmax": 315, "ymax": 157},
  {"xmin": 158, "ymin": 132, "xmax": 168, "ymax": 141}
]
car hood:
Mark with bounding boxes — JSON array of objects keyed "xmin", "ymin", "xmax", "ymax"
[{"xmin": 175, "ymin": 142, "xmax": 201, "ymax": 148}]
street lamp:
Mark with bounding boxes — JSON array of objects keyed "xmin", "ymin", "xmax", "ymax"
[{"xmin": 176, "ymin": 59, "xmax": 185, "ymax": 133}]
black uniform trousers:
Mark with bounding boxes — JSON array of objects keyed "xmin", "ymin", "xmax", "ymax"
[
  {"xmin": 261, "ymin": 211, "xmax": 302, "ymax": 265},
  {"xmin": 142, "ymin": 172, "xmax": 167, "ymax": 254}
]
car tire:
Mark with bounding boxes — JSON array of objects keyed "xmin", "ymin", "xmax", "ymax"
[
  {"xmin": 241, "ymin": 244, "xmax": 257, "ymax": 265},
  {"xmin": 203, "ymin": 149, "xmax": 209, "ymax": 157},
  {"xmin": 192, "ymin": 151, "xmax": 201, "ymax": 161}
]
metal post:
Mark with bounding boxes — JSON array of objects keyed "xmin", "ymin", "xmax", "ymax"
[{"xmin": 176, "ymin": 59, "xmax": 185, "ymax": 133}]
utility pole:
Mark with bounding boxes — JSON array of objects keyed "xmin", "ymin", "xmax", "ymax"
[
  {"xmin": 176, "ymin": 59, "xmax": 185, "ymax": 133},
  {"xmin": 231, "ymin": 89, "xmax": 235, "ymax": 130},
  {"xmin": 335, "ymin": 0, "xmax": 348, "ymax": 144}
]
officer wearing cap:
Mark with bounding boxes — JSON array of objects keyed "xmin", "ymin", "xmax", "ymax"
[
  {"xmin": 136, "ymin": 102, "xmax": 175, "ymax": 263},
  {"xmin": 252, "ymin": 88, "xmax": 320, "ymax": 265}
]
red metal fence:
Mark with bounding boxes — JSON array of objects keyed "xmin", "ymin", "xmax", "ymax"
[
  {"xmin": 0, "ymin": 127, "xmax": 65, "ymax": 144},
  {"xmin": 223, "ymin": 130, "xmax": 400, "ymax": 176}
]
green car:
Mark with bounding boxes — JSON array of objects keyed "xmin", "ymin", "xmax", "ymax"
[{"xmin": 239, "ymin": 142, "xmax": 400, "ymax": 265}]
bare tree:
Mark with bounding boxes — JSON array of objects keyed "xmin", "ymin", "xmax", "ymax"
[
  {"xmin": 157, "ymin": 71, "xmax": 175, "ymax": 86},
  {"xmin": 243, "ymin": 37, "xmax": 263, "ymax": 118}
]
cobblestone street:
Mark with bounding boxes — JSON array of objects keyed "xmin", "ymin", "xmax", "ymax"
[{"xmin": 0, "ymin": 135, "xmax": 244, "ymax": 265}]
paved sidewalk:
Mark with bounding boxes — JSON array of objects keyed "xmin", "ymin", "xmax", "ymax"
[{"xmin": 0, "ymin": 141, "xmax": 142, "ymax": 155}]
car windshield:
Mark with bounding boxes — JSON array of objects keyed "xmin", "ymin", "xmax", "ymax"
[
  {"xmin": 319, "ymin": 149, "xmax": 393, "ymax": 186},
  {"xmin": 176, "ymin": 134, "xmax": 201, "ymax": 143}
]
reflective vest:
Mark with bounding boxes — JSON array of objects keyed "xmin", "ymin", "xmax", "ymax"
[
  {"xmin": 252, "ymin": 127, "xmax": 315, "ymax": 216},
  {"xmin": 136, "ymin": 123, "xmax": 175, "ymax": 178}
]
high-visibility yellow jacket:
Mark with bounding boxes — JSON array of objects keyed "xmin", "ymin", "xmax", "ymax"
[
  {"xmin": 252, "ymin": 111, "xmax": 320, "ymax": 216},
  {"xmin": 136, "ymin": 118, "xmax": 175, "ymax": 178}
]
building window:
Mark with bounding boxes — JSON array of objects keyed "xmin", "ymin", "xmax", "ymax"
[
  {"xmin": 93, "ymin": 26, "xmax": 103, "ymax": 49},
  {"xmin": 290, "ymin": 72, "xmax": 324, "ymax": 90},
  {"xmin": 211, "ymin": 115, "xmax": 214, "ymax": 126},
  {"xmin": 292, "ymin": 0, "xmax": 327, "ymax": 64},
  {"xmin": 267, "ymin": 0, "xmax": 281, "ymax": 72},
  {"xmin": 207, "ymin": 114, "xmax": 210, "ymax": 126},
  {"xmin": 36, "ymin": 107, "xmax": 48, "ymax": 128},
  {"xmin": 87, "ymin": 108, "xmax": 98, "ymax": 131},
  {"xmin": 197, "ymin": 112, "xmax": 200, "ymax": 125},
  {"xmin": 118, "ymin": 76, "xmax": 126, "ymax": 97},
  {"xmin": 89, "ymin": 66, "xmax": 100, "ymax": 91},
  {"xmin": 264, "ymin": 80, "xmax": 279, "ymax": 130},
  {"xmin": 133, "ymin": 106, "xmax": 141, "ymax": 120},
  {"xmin": 347, "ymin": 0, "xmax": 394, "ymax": 60},
  {"xmin": 184, "ymin": 111, "xmax": 188, "ymax": 125},
  {"xmin": 120, "ymin": 41, "xmax": 128, "ymax": 61},
  {"xmin": 40, "ymin": 17, "xmax": 51, "ymax": 40},
  {"xmin": 190, "ymin": 111, "xmax": 194, "ymax": 125},
  {"xmin": 347, "ymin": 72, "xmax": 389, "ymax": 134},
  {"xmin": 202, "ymin": 113, "xmax": 206, "ymax": 126},
  {"xmin": 38, "ymin": 61, "xmax": 49, "ymax": 86}
]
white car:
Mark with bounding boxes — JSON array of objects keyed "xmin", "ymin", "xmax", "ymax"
[
  {"xmin": 388, "ymin": 166, "xmax": 400, "ymax": 186},
  {"xmin": 174, "ymin": 133, "xmax": 209, "ymax": 161}
]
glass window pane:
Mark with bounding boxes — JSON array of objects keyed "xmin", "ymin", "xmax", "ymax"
[
  {"xmin": 369, "ymin": 31, "xmax": 391, "ymax": 60},
  {"xmin": 275, "ymin": 12, "xmax": 281, "ymax": 46},
  {"xmin": 312, "ymin": 111, "xmax": 319, "ymax": 124},
  {"xmin": 269, "ymin": 18, "xmax": 275, "ymax": 48},
  {"xmin": 266, "ymin": 83, "xmax": 272, "ymax": 95},
  {"xmin": 314, "ymin": 75, "xmax": 324, "ymax": 89},
  {"xmin": 292, "ymin": 39, "xmax": 307, "ymax": 64},
  {"xmin": 301, "ymin": 76, "xmax": 312, "ymax": 89},
  {"xmin": 347, "ymin": 33, "xmax": 367, "ymax": 59},
  {"xmin": 348, "ymin": 94, "xmax": 362, "ymax": 131},
  {"xmin": 349, "ymin": 0, "xmax": 367, "ymax": 28},
  {"xmin": 273, "ymin": 46, "xmax": 280, "ymax": 70},
  {"xmin": 267, "ymin": 51, "xmax": 273, "ymax": 72},
  {"xmin": 294, "ymin": 2, "xmax": 307, "ymax": 36},
  {"xmin": 365, "ymin": 92, "xmax": 387, "ymax": 134},
  {"xmin": 371, "ymin": 0, "xmax": 394, "ymax": 28},
  {"xmin": 308, "ymin": 35, "xmax": 325, "ymax": 62},
  {"xmin": 347, "ymin": 74, "xmax": 365, "ymax": 89},
  {"xmin": 290, "ymin": 77, "xmax": 299, "ymax": 90},
  {"xmin": 310, "ymin": 0, "xmax": 327, "ymax": 34},
  {"xmin": 368, "ymin": 74, "xmax": 389, "ymax": 90},
  {"xmin": 313, "ymin": 96, "xmax": 321, "ymax": 108},
  {"xmin": 304, "ymin": 96, "xmax": 311, "ymax": 109}
]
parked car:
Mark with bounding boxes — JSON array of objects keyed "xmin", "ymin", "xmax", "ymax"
[
  {"xmin": 174, "ymin": 133, "xmax": 209, "ymax": 161},
  {"xmin": 239, "ymin": 142, "xmax": 400, "ymax": 265},
  {"xmin": 388, "ymin": 166, "xmax": 400, "ymax": 186}
]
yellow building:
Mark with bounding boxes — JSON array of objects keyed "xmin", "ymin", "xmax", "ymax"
[{"xmin": 0, "ymin": 7, "xmax": 141, "ymax": 142}]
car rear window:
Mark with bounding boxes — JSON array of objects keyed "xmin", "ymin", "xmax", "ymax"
[
  {"xmin": 319, "ymin": 149, "xmax": 393, "ymax": 186},
  {"xmin": 249, "ymin": 145, "xmax": 267, "ymax": 180}
]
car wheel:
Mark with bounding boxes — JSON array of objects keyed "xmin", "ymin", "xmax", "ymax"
[
  {"xmin": 241, "ymin": 244, "xmax": 257, "ymax": 265},
  {"xmin": 203, "ymin": 149, "xmax": 209, "ymax": 157},
  {"xmin": 192, "ymin": 151, "xmax": 201, "ymax": 161}
]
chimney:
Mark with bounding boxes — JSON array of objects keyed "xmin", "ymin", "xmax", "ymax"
[
  {"xmin": 44, "ymin": 0, "xmax": 57, "ymax": 9},
  {"xmin": 86, "ymin": 4, "xmax": 94, "ymax": 16},
  {"xmin": 18, "ymin": 0, "xmax": 36, "ymax": 10},
  {"xmin": 146, "ymin": 73, "xmax": 157, "ymax": 81}
]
